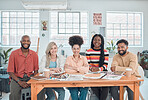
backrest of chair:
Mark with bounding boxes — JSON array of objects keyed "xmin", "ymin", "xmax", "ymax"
[{"xmin": 138, "ymin": 66, "xmax": 144, "ymax": 80}]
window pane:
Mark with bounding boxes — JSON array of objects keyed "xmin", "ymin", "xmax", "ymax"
[
  {"xmin": 128, "ymin": 40, "xmax": 134, "ymax": 45},
  {"xmin": 1, "ymin": 11, "xmax": 39, "ymax": 46},
  {"xmin": 2, "ymin": 29, "xmax": 9, "ymax": 34},
  {"xmin": 18, "ymin": 12, "xmax": 24, "ymax": 17},
  {"xmin": 128, "ymin": 14, "xmax": 134, "ymax": 23},
  {"xmin": 135, "ymin": 34, "xmax": 141, "ymax": 39},
  {"xmin": 59, "ymin": 29, "xmax": 65, "ymax": 33},
  {"xmin": 135, "ymin": 14, "xmax": 141, "ymax": 23},
  {"xmin": 18, "ymin": 29, "xmax": 24, "ymax": 35},
  {"xmin": 128, "ymin": 30, "xmax": 134, "ymax": 34},
  {"xmin": 50, "ymin": 11, "xmax": 88, "ymax": 46},
  {"xmin": 32, "ymin": 12, "xmax": 39, "ymax": 17},
  {"xmin": 25, "ymin": 12, "xmax": 32, "ymax": 17},
  {"xmin": 121, "ymin": 24, "xmax": 127, "ymax": 29},
  {"xmin": 73, "ymin": 13, "xmax": 79, "ymax": 22},
  {"xmin": 32, "ymin": 18, "xmax": 39, "ymax": 22},
  {"xmin": 135, "ymin": 40, "xmax": 141, "ymax": 45},
  {"xmin": 10, "ymin": 24, "xmax": 17, "ymax": 28},
  {"xmin": 128, "ymin": 35, "xmax": 134, "ymax": 40},
  {"xmin": 25, "ymin": 29, "xmax": 31, "ymax": 34},
  {"xmin": 73, "ymin": 24, "xmax": 79, "ymax": 28},
  {"xmin": 121, "ymin": 30, "xmax": 127, "ymax": 34},
  {"xmin": 73, "ymin": 29, "xmax": 79, "ymax": 33},
  {"xmin": 25, "ymin": 18, "xmax": 31, "ymax": 23},
  {"xmin": 25, "ymin": 24, "xmax": 31, "ymax": 28},
  {"xmin": 10, "ymin": 29, "xmax": 17, "ymax": 35},
  {"xmin": 2, "ymin": 35, "xmax": 9, "ymax": 45},
  {"xmin": 10, "ymin": 18, "xmax": 17, "ymax": 23},
  {"xmin": 2, "ymin": 18, "xmax": 9, "ymax": 22},
  {"xmin": 59, "ymin": 13, "xmax": 65, "ymax": 22},
  {"xmin": 135, "ymin": 24, "xmax": 141, "ymax": 29},
  {"xmin": 18, "ymin": 23, "xmax": 24, "ymax": 28},
  {"xmin": 66, "ymin": 29, "xmax": 72, "ymax": 33},
  {"xmin": 2, "ymin": 12, "xmax": 9, "ymax": 17},
  {"xmin": 114, "ymin": 24, "xmax": 120, "ymax": 29},
  {"xmin": 10, "ymin": 35, "xmax": 16, "ymax": 45},
  {"xmin": 10, "ymin": 12, "xmax": 17, "ymax": 17},
  {"xmin": 59, "ymin": 23, "xmax": 65, "ymax": 28},
  {"xmin": 66, "ymin": 24, "xmax": 72, "ymax": 28},
  {"xmin": 66, "ymin": 13, "xmax": 72, "ymax": 22},
  {"xmin": 104, "ymin": 12, "xmax": 144, "ymax": 44},
  {"xmin": 135, "ymin": 30, "xmax": 141, "ymax": 34},
  {"xmin": 2, "ymin": 23, "xmax": 9, "ymax": 28},
  {"xmin": 114, "ymin": 30, "xmax": 120, "ymax": 35},
  {"xmin": 18, "ymin": 18, "xmax": 24, "ymax": 23}
]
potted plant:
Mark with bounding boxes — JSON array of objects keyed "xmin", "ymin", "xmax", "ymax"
[
  {"xmin": 0, "ymin": 48, "xmax": 13, "ymax": 68},
  {"xmin": 138, "ymin": 50, "xmax": 148, "ymax": 77},
  {"xmin": 106, "ymin": 40, "xmax": 117, "ymax": 58}
]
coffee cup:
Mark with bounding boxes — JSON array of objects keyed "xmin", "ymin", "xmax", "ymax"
[
  {"xmin": 126, "ymin": 68, "xmax": 132, "ymax": 77},
  {"xmin": 44, "ymin": 68, "xmax": 50, "ymax": 78}
]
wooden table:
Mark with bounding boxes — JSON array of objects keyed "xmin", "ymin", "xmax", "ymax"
[{"xmin": 28, "ymin": 75, "xmax": 143, "ymax": 100}]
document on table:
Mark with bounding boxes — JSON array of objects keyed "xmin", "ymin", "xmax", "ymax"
[
  {"xmin": 66, "ymin": 74, "xmax": 83, "ymax": 81},
  {"xmin": 102, "ymin": 74, "xmax": 123, "ymax": 80}
]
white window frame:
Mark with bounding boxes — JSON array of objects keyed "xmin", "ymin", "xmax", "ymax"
[
  {"xmin": 49, "ymin": 11, "xmax": 89, "ymax": 47},
  {"xmin": 0, "ymin": 10, "xmax": 39, "ymax": 47},
  {"xmin": 106, "ymin": 11, "xmax": 143, "ymax": 47}
]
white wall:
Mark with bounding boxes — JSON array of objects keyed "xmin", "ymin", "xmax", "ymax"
[{"xmin": 0, "ymin": 0, "xmax": 148, "ymax": 62}]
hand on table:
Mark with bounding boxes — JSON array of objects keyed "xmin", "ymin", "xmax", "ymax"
[
  {"xmin": 54, "ymin": 68, "xmax": 62, "ymax": 73},
  {"xmin": 111, "ymin": 66, "xmax": 116, "ymax": 72},
  {"xmin": 90, "ymin": 67, "xmax": 99, "ymax": 72},
  {"xmin": 18, "ymin": 81, "xmax": 30, "ymax": 88}
]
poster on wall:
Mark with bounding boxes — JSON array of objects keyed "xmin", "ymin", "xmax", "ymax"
[
  {"xmin": 93, "ymin": 13, "xmax": 102, "ymax": 25},
  {"xmin": 41, "ymin": 21, "xmax": 48, "ymax": 31}
]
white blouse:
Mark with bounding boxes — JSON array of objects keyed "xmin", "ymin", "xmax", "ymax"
[{"xmin": 39, "ymin": 54, "xmax": 66, "ymax": 73}]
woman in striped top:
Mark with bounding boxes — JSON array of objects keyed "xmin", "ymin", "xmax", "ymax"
[{"xmin": 86, "ymin": 34, "xmax": 109, "ymax": 100}]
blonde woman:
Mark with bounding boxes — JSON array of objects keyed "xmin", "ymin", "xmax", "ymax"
[{"xmin": 39, "ymin": 42, "xmax": 65, "ymax": 100}]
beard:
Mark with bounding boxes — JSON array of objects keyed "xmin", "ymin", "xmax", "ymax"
[
  {"xmin": 21, "ymin": 43, "xmax": 30, "ymax": 49},
  {"xmin": 118, "ymin": 50, "xmax": 126, "ymax": 56}
]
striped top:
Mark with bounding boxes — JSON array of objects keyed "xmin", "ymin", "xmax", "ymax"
[{"xmin": 85, "ymin": 48, "xmax": 109, "ymax": 71}]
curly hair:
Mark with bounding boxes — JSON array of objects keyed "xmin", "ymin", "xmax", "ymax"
[{"xmin": 69, "ymin": 35, "xmax": 84, "ymax": 47}]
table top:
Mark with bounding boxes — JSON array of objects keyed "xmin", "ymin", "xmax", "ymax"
[{"xmin": 28, "ymin": 75, "xmax": 143, "ymax": 84}]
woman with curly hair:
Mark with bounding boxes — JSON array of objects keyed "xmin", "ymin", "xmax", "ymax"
[
  {"xmin": 64, "ymin": 35, "xmax": 89, "ymax": 100},
  {"xmin": 85, "ymin": 34, "xmax": 109, "ymax": 100}
]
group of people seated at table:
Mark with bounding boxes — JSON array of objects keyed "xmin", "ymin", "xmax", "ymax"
[{"xmin": 7, "ymin": 34, "xmax": 140, "ymax": 100}]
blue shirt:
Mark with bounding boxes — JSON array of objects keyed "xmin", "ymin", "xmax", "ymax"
[{"xmin": 49, "ymin": 61, "xmax": 57, "ymax": 68}]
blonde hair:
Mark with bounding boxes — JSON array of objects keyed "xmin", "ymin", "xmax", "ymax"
[{"xmin": 45, "ymin": 42, "xmax": 57, "ymax": 67}]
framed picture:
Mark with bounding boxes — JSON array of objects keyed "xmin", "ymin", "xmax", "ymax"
[
  {"xmin": 93, "ymin": 13, "xmax": 102, "ymax": 25},
  {"xmin": 41, "ymin": 21, "xmax": 48, "ymax": 31}
]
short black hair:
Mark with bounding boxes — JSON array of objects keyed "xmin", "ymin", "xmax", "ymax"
[
  {"xmin": 69, "ymin": 35, "xmax": 84, "ymax": 47},
  {"xmin": 116, "ymin": 39, "xmax": 128, "ymax": 46}
]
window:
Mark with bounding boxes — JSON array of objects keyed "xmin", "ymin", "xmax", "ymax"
[
  {"xmin": 50, "ymin": 11, "xmax": 89, "ymax": 46},
  {"xmin": 106, "ymin": 12, "xmax": 143, "ymax": 46},
  {"xmin": 1, "ymin": 11, "xmax": 39, "ymax": 46}
]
